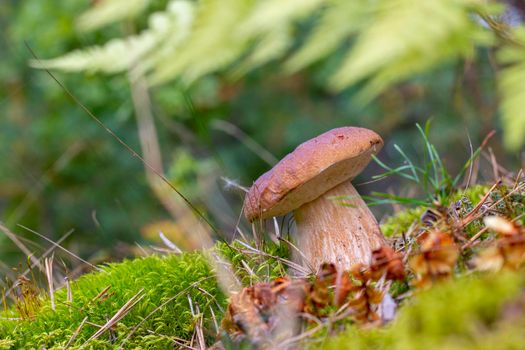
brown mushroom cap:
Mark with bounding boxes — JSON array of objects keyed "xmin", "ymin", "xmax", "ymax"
[{"xmin": 244, "ymin": 127, "xmax": 383, "ymax": 221}]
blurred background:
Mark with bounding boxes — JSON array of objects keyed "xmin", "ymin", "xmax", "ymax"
[{"xmin": 0, "ymin": 0, "xmax": 524, "ymax": 278}]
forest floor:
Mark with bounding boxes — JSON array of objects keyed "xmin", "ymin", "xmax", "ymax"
[{"xmin": 2, "ymin": 131, "xmax": 525, "ymax": 349}]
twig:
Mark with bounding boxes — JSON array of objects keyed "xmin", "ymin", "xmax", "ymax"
[
  {"xmin": 466, "ymin": 181, "xmax": 525, "ymax": 226},
  {"xmin": 463, "ymin": 211, "xmax": 525, "ymax": 250}
]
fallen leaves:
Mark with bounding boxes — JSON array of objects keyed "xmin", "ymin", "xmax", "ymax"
[
  {"xmin": 221, "ymin": 181, "xmax": 525, "ymax": 346},
  {"xmin": 410, "ymin": 232, "xmax": 459, "ymax": 288},
  {"xmin": 222, "ymin": 245, "xmax": 406, "ymax": 343},
  {"xmin": 221, "ymin": 277, "xmax": 308, "ymax": 343},
  {"xmin": 475, "ymin": 216, "xmax": 525, "ymax": 271},
  {"xmin": 370, "ymin": 246, "xmax": 405, "ymax": 281},
  {"xmin": 346, "ymin": 264, "xmax": 384, "ymax": 324}
]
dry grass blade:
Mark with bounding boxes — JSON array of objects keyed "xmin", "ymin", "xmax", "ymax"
[
  {"xmin": 6, "ymin": 141, "xmax": 85, "ymax": 228},
  {"xmin": 220, "ymin": 175, "xmax": 249, "ymax": 193},
  {"xmin": 209, "ymin": 305, "xmax": 219, "ymax": 334},
  {"xmin": 82, "ymin": 288, "xmax": 145, "ymax": 347},
  {"xmin": 273, "ymin": 217, "xmax": 281, "ymax": 238},
  {"xmin": 44, "ymin": 256, "xmax": 55, "ymax": 311},
  {"xmin": 465, "ymin": 181, "xmax": 525, "ymax": 226},
  {"xmin": 460, "ymin": 180, "xmax": 501, "ymax": 226},
  {"xmin": 159, "ymin": 232, "xmax": 182, "ymax": 253},
  {"xmin": 118, "ymin": 277, "xmax": 215, "ymax": 349},
  {"xmin": 93, "ymin": 285, "xmax": 112, "ymax": 303},
  {"xmin": 280, "ymin": 323, "xmax": 324, "ymax": 347},
  {"xmin": 4, "ymin": 229, "xmax": 74, "ymax": 299},
  {"xmin": 212, "ymin": 120, "xmax": 279, "ymax": 166},
  {"xmin": 17, "ymin": 224, "xmax": 101, "ymax": 271},
  {"xmin": 277, "ymin": 238, "xmax": 315, "ymax": 274},
  {"xmin": 195, "ymin": 286, "xmax": 224, "ymax": 313},
  {"xmin": 65, "ymin": 276, "xmax": 73, "ymax": 305},
  {"xmin": 462, "ymin": 226, "xmax": 490, "ymax": 250},
  {"xmin": 64, "ymin": 316, "xmax": 88, "ymax": 349},
  {"xmin": 489, "ymin": 147, "xmax": 499, "ymax": 182},
  {"xmin": 0, "ymin": 221, "xmax": 41, "ymax": 272},
  {"xmin": 190, "ymin": 299, "xmax": 205, "ymax": 350},
  {"xmin": 241, "ymin": 260, "xmax": 257, "ymax": 280},
  {"xmin": 235, "ymin": 240, "xmax": 310, "ymax": 275}
]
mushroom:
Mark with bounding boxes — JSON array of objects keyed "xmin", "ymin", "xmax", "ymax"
[{"xmin": 244, "ymin": 127, "xmax": 386, "ymax": 271}]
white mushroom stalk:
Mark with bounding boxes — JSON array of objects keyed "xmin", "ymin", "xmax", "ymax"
[
  {"xmin": 294, "ymin": 180, "xmax": 384, "ymax": 270},
  {"xmin": 244, "ymin": 127, "xmax": 386, "ymax": 271}
]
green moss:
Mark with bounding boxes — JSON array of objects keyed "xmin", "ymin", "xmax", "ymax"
[
  {"xmin": 322, "ymin": 272, "xmax": 525, "ymax": 350},
  {"xmin": 449, "ymin": 185, "xmax": 489, "ymax": 204},
  {"xmin": 380, "ymin": 185, "xmax": 490, "ymax": 237},
  {"xmin": 381, "ymin": 206, "xmax": 427, "ymax": 237},
  {"xmin": 216, "ymin": 239, "xmax": 289, "ymax": 285},
  {"xmin": 0, "ymin": 239, "xmax": 293, "ymax": 349},
  {"xmin": 5, "ymin": 184, "xmax": 525, "ymax": 349},
  {"xmin": 0, "ymin": 252, "xmax": 226, "ymax": 349}
]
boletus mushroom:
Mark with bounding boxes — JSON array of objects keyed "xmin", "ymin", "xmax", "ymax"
[{"xmin": 244, "ymin": 127, "xmax": 386, "ymax": 271}]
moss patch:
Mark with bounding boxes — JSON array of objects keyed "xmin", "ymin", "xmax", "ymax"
[
  {"xmin": 380, "ymin": 185, "xmax": 490, "ymax": 237},
  {"xmin": 381, "ymin": 206, "xmax": 426, "ymax": 237},
  {"xmin": 322, "ymin": 272, "xmax": 525, "ymax": 349},
  {"xmin": 4, "ymin": 182, "xmax": 525, "ymax": 349},
  {"xmin": 0, "ymin": 252, "xmax": 226, "ymax": 349},
  {"xmin": 216, "ymin": 240, "xmax": 289, "ymax": 285}
]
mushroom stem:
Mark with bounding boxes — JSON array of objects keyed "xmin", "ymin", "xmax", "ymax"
[{"xmin": 294, "ymin": 179, "xmax": 385, "ymax": 271}]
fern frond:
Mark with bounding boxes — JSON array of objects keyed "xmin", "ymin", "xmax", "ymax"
[
  {"xmin": 498, "ymin": 27, "xmax": 525, "ymax": 151},
  {"xmin": 153, "ymin": 0, "xmax": 326, "ymax": 83},
  {"xmin": 285, "ymin": 0, "xmax": 376, "ymax": 72},
  {"xmin": 77, "ymin": 0, "xmax": 152, "ymax": 32},
  {"xmin": 30, "ymin": 2, "xmax": 193, "ymax": 75},
  {"xmin": 233, "ymin": 24, "xmax": 292, "ymax": 77},
  {"xmin": 134, "ymin": 1, "xmax": 195, "ymax": 78},
  {"xmin": 148, "ymin": 0, "xmax": 255, "ymax": 86},
  {"xmin": 30, "ymin": 33, "xmax": 156, "ymax": 74},
  {"xmin": 330, "ymin": 0, "xmax": 493, "ymax": 99},
  {"xmin": 241, "ymin": 0, "xmax": 326, "ymax": 36}
]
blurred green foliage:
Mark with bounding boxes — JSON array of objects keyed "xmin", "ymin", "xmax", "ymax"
[
  {"xmin": 31, "ymin": 0, "xmax": 525, "ymax": 150},
  {"xmin": 0, "ymin": 0, "xmax": 522, "ymax": 269}
]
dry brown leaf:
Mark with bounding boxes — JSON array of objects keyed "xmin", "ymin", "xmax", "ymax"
[
  {"xmin": 475, "ymin": 216, "xmax": 525, "ymax": 271},
  {"xmin": 410, "ymin": 232, "xmax": 458, "ymax": 288},
  {"xmin": 370, "ymin": 246, "xmax": 406, "ymax": 281},
  {"xmin": 476, "ymin": 235, "xmax": 525, "ymax": 271}
]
